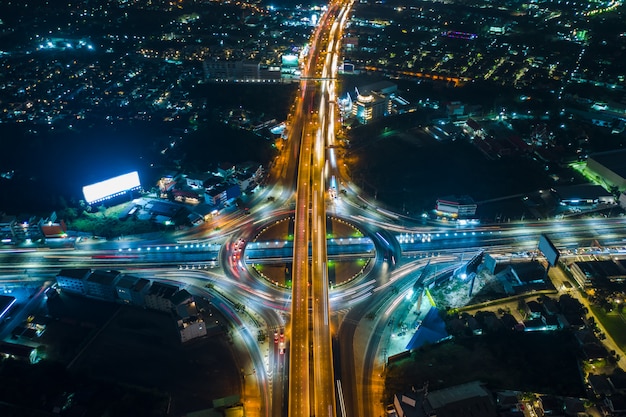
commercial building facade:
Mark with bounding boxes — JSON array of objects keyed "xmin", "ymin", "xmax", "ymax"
[
  {"xmin": 56, "ymin": 269, "xmax": 210, "ymax": 343},
  {"xmin": 435, "ymin": 196, "xmax": 477, "ymax": 218},
  {"xmin": 586, "ymin": 149, "xmax": 626, "ymax": 192}
]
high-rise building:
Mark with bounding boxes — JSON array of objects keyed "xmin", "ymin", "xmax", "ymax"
[{"xmin": 350, "ymin": 81, "xmax": 397, "ymax": 124}]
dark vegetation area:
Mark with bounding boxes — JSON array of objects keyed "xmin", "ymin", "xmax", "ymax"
[
  {"xmin": 349, "ymin": 133, "xmax": 551, "ymax": 215},
  {"xmin": 0, "ymin": 359, "xmax": 170, "ymax": 417},
  {"xmin": 0, "ymin": 293, "xmax": 238, "ymax": 416},
  {"xmin": 384, "ymin": 331, "xmax": 585, "ymax": 404}
]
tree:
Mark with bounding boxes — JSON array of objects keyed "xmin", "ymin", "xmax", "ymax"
[{"xmin": 62, "ymin": 207, "xmax": 78, "ymax": 220}]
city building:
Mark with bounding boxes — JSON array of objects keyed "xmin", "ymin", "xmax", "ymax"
[
  {"xmin": 423, "ymin": 381, "xmax": 497, "ymax": 417},
  {"xmin": 569, "ymin": 260, "xmax": 626, "ymax": 289},
  {"xmin": 203, "ymin": 59, "xmax": 282, "ymax": 82},
  {"xmin": 55, "ymin": 269, "xmax": 214, "ymax": 345},
  {"xmin": 172, "ymin": 189, "xmax": 203, "ymax": 204},
  {"xmin": 0, "ymin": 342, "xmax": 39, "ymax": 364},
  {"xmin": 392, "ymin": 381, "xmax": 497, "ymax": 417},
  {"xmin": 233, "ymin": 162, "xmax": 265, "ymax": 192},
  {"xmin": 446, "ymin": 101, "xmax": 465, "ymax": 118},
  {"xmin": 157, "ymin": 174, "xmax": 177, "ymax": 198},
  {"xmin": 38, "ymin": 212, "xmax": 68, "ymax": 241},
  {"xmin": 339, "ymin": 61, "xmax": 355, "ymax": 74},
  {"xmin": 0, "ymin": 214, "xmax": 17, "ymax": 244},
  {"xmin": 5, "ymin": 216, "xmax": 45, "ymax": 243},
  {"xmin": 463, "ymin": 119, "xmax": 484, "ymax": 138},
  {"xmin": 620, "ymin": 192, "xmax": 626, "ymax": 210},
  {"xmin": 586, "ymin": 149, "xmax": 626, "ymax": 192},
  {"xmin": 182, "ymin": 172, "xmax": 218, "ymax": 190},
  {"xmin": 352, "ymin": 90, "xmax": 389, "ymax": 124},
  {"xmin": 141, "ymin": 200, "xmax": 185, "ymax": 224},
  {"xmin": 176, "ymin": 299, "xmax": 209, "ymax": 343},
  {"xmin": 350, "ymin": 81, "xmax": 396, "ymax": 124},
  {"xmin": 56, "ymin": 269, "xmax": 92, "ymax": 295},
  {"xmin": 552, "ymin": 184, "xmax": 615, "ymax": 206},
  {"xmin": 115, "ymin": 275, "xmax": 150, "ymax": 306},
  {"xmin": 170, "ymin": 289, "xmax": 193, "ymax": 307},
  {"xmin": 435, "ymin": 196, "xmax": 477, "ymax": 218},
  {"xmin": 500, "ymin": 261, "xmax": 547, "ymax": 292},
  {"xmin": 144, "ymin": 282, "xmax": 180, "ymax": 312},
  {"xmin": 525, "ymin": 300, "xmax": 543, "ymax": 320},
  {"xmin": 177, "ymin": 315, "xmax": 208, "ymax": 343},
  {"xmin": 84, "ymin": 270, "xmax": 122, "ymax": 301},
  {"xmin": 206, "ymin": 183, "xmax": 241, "ymax": 207},
  {"xmin": 115, "ymin": 275, "xmax": 137, "ymax": 304},
  {"xmin": 215, "ymin": 163, "xmax": 236, "ymax": 178},
  {"xmin": 342, "ymin": 36, "xmax": 358, "ymax": 51},
  {"xmin": 130, "ymin": 278, "xmax": 151, "ymax": 306},
  {"xmin": 338, "ymin": 92, "xmax": 354, "ymax": 120},
  {"xmin": 280, "ymin": 53, "xmax": 300, "ymax": 80}
]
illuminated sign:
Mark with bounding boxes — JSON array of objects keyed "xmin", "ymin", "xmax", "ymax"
[
  {"xmin": 82, "ymin": 171, "xmax": 141, "ymax": 204},
  {"xmin": 281, "ymin": 54, "xmax": 299, "ymax": 67}
]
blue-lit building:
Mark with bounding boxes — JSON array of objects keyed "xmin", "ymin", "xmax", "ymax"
[
  {"xmin": 115, "ymin": 275, "xmax": 150, "ymax": 306},
  {"xmin": 56, "ymin": 268, "xmax": 92, "ymax": 295},
  {"xmin": 206, "ymin": 183, "xmax": 241, "ymax": 207},
  {"xmin": 84, "ymin": 270, "xmax": 121, "ymax": 301},
  {"xmin": 56, "ymin": 269, "xmax": 122, "ymax": 301}
]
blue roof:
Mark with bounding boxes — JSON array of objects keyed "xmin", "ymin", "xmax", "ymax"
[{"xmin": 405, "ymin": 307, "xmax": 448, "ymax": 350}]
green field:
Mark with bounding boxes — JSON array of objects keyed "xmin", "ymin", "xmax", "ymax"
[{"xmin": 590, "ymin": 305, "xmax": 626, "ymax": 350}]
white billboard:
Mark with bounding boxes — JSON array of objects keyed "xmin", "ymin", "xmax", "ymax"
[{"xmin": 82, "ymin": 171, "xmax": 141, "ymax": 204}]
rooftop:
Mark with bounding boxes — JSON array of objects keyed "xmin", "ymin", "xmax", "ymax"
[
  {"xmin": 115, "ymin": 275, "xmax": 138, "ymax": 289},
  {"xmin": 87, "ymin": 270, "xmax": 122, "ymax": 286},
  {"xmin": 148, "ymin": 281, "xmax": 179, "ymax": 298},
  {"xmin": 553, "ymin": 184, "xmax": 613, "ymax": 201},
  {"xmin": 589, "ymin": 149, "xmax": 626, "ymax": 179},
  {"xmin": 57, "ymin": 268, "xmax": 91, "ymax": 280},
  {"xmin": 425, "ymin": 380, "xmax": 491, "ymax": 410}
]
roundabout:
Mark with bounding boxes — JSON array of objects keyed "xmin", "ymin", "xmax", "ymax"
[{"xmin": 238, "ymin": 214, "xmax": 377, "ymax": 287}]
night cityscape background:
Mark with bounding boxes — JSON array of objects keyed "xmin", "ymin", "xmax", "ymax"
[{"xmin": 0, "ymin": 0, "xmax": 626, "ymax": 416}]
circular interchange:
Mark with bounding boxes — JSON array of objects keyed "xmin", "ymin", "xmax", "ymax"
[{"xmin": 247, "ymin": 214, "xmax": 375, "ymax": 288}]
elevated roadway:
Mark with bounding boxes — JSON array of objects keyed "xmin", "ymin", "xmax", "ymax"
[{"xmin": 287, "ymin": 1, "xmax": 354, "ymax": 416}]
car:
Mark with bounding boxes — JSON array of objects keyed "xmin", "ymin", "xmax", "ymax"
[
  {"xmin": 279, "ymin": 329, "xmax": 284, "ymax": 343},
  {"xmin": 274, "ymin": 331, "xmax": 279, "ymax": 344},
  {"xmin": 279, "ymin": 341, "xmax": 285, "ymax": 354}
]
